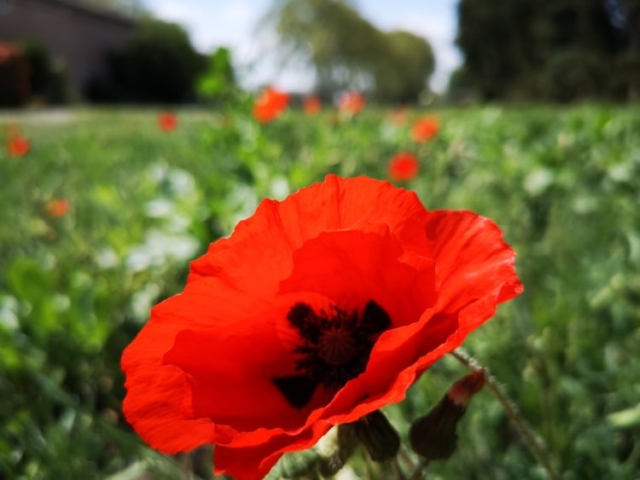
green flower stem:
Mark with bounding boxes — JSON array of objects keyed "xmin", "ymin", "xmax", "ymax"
[
  {"xmin": 392, "ymin": 457, "xmax": 408, "ymax": 480},
  {"xmin": 451, "ymin": 349, "xmax": 561, "ymax": 480},
  {"xmin": 397, "ymin": 445, "xmax": 417, "ymax": 472},
  {"xmin": 407, "ymin": 457, "xmax": 430, "ymax": 480}
]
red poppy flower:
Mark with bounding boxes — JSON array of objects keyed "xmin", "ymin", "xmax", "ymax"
[
  {"xmin": 411, "ymin": 115, "xmax": 440, "ymax": 142},
  {"xmin": 158, "ymin": 112, "xmax": 178, "ymax": 132},
  {"xmin": 7, "ymin": 136, "xmax": 30, "ymax": 157},
  {"xmin": 46, "ymin": 198, "xmax": 70, "ymax": 218},
  {"xmin": 388, "ymin": 152, "xmax": 420, "ymax": 181},
  {"xmin": 253, "ymin": 87, "xmax": 289, "ymax": 123},
  {"xmin": 303, "ymin": 96, "xmax": 322, "ymax": 115},
  {"xmin": 122, "ymin": 175, "xmax": 523, "ymax": 480},
  {"xmin": 337, "ymin": 91, "xmax": 365, "ymax": 115}
]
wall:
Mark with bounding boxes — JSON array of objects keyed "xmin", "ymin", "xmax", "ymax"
[{"xmin": 0, "ymin": 0, "xmax": 136, "ymax": 97}]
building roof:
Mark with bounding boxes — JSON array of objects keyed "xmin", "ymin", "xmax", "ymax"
[{"xmin": 30, "ymin": 0, "xmax": 139, "ymax": 26}]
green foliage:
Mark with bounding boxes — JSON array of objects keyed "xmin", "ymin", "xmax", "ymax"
[
  {"xmin": 1, "ymin": 103, "xmax": 640, "ymax": 479},
  {"xmin": 19, "ymin": 39, "xmax": 72, "ymax": 105},
  {"xmin": 21, "ymin": 40, "xmax": 52, "ymax": 98},
  {"xmin": 456, "ymin": 0, "xmax": 537, "ymax": 100},
  {"xmin": 270, "ymin": 0, "xmax": 434, "ymax": 102},
  {"xmin": 197, "ymin": 47, "xmax": 237, "ymax": 101},
  {"xmin": 0, "ymin": 43, "xmax": 30, "ymax": 107},
  {"xmin": 544, "ymin": 49, "xmax": 609, "ymax": 101},
  {"xmin": 97, "ymin": 19, "xmax": 206, "ymax": 103},
  {"xmin": 375, "ymin": 30, "xmax": 435, "ymax": 102},
  {"xmin": 455, "ymin": 0, "xmax": 640, "ymax": 101}
]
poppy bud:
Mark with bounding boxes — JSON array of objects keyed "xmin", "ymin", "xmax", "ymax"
[
  {"xmin": 409, "ymin": 369, "xmax": 485, "ymax": 461},
  {"xmin": 352, "ymin": 410, "xmax": 401, "ymax": 462}
]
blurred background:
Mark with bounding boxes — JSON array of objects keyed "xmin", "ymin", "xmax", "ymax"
[
  {"xmin": 1, "ymin": 1, "xmax": 640, "ymax": 479},
  {"xmin": 2, "ymin": 0, "xmax": 639, "ymax": 105}
]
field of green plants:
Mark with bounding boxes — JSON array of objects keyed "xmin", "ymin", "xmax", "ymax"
[{"xmin": 1, "ymin": 100, "xmax": 639, "ymax": 480}]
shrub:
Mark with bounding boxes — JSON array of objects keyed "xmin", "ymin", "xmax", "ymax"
[
  {"xmin": 22, "ymin": 39, "xmax": 52, "ymax": 99},
  {"xmin": 100, "ymin": 19, "xmax": 206, "ymax": 103},
  {"xmin": 543, "ymin": 49, "xmax": 610, "ymax": 102},
  {"xmin": 0, "ymin": 43, "xmax": 31, "ymax": 107},
  {"xmin": 196, "ymin": 47, "xmax": 237, "ymax": 102}
]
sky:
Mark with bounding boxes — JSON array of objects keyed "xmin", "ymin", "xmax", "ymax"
[{"xmin": 143, "ymin": 0, "xmax": 461, "ymax": 93}]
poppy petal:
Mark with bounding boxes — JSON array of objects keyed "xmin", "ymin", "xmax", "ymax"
[
  {"xmin": 122, "ymin": 278, "xmax": 281, "ymax": 450},
  {"xmin": 424, "ymin": 210, "xmax": 524, "ymax": 315},
  {"xmin": 279, "ymin": 223, "xmax": 436, "ymax": 326},
  {"xmin": 278, "ymin": 211, "xmax": 522, "ymax": 429},
  {"xmin": 161, "ymin": 308, "xmax": 306, "ymax": 434},
  {"xmin": 189, "ymin": 176, "xmax": 429, "ymax": 296},
  {"xmin": 213, "ymin": 420, "xmax": 331, "ymax": 480}
]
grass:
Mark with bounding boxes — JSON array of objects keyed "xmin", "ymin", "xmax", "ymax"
[{"xmin": 1, "ymin": 102, "xmax": 639, "ymax": 479}]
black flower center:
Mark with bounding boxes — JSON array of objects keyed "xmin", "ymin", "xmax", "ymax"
[{"xmin": 273, "ymin": 300, "xmax": 391, "ymax": 409}]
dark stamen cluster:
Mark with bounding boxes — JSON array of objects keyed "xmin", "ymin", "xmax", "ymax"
[{"xmin": 273, "ymin": 300, "xmax": 391, "ymax": 409}]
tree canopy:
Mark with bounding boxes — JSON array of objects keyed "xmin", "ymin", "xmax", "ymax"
[
  {"xmin": 454, "ymin": 0, "xmax": 640, "ymax": 101},
  {"xmin": 89, "ymin": 19, "xmax": 206, "ymax": 103},
  {"xmin": 269, "ymin": 0, "xmax": 434, "ymax": 102}
]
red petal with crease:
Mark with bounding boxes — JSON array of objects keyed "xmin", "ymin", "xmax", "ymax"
[{"xmin": 424, "ymin": 210, "xmax": 524, "ymax": 314}]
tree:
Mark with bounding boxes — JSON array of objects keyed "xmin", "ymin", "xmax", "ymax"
[
  {"xmin": 455, "ymin": 0, "xmax": 634, "ymax": 101},
  {"xmin": 375, "ymin": 31, "xmax": 435, "ymax": 102},
  {"xmin": 534, "ymin": 0, "xmax": 623, "ymax": 100},
  {"xmin": 456, "ymin": 0, "xmax": 538, "ymax": 100},
  {"xmin": 269, "ymin": 0, "xmax": 434, "ymax": 102},
  {"xmin": 197, "ymin": 47, "xmax": 237, "ymax": 101},
  {"xmin": 97, "ymin": 19, "xmax": 206, "ymax": 103},
  {"xmin": 612, "ymin": 0, "xmax": 640, "ymax": 98}
]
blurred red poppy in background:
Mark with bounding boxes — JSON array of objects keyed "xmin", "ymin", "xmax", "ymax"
[
  {"xmin": 122, "ymin": 175, "xmax": 523, "ymax": 480},
  {"xmin": 46, "ymin": 198, "xmax": 70, "ymax": 218},
  {"xmin": 337, "ymin": 91, "xmax": 365, "ymax": 115},
  {"xmin": 411, "ymin": 116, "xmax": 440, "ymax": 142},
  {"xmin": 388, "ymin": 152, "xmax": 419, "ymax": 181},
  {"xmin": 253, "ymin": 87, "xmax": 290, "ymax": 123},
  {"xmin": 158, "ymin": 112, "xmax": 178, "ymax": 132},
  {"xmin": 303, "ymin": 96, "xmax": 322, "ymax": 115},
  {"xmin": 7, "ymin": 136, "xmax": 30, "ymax": 157}
]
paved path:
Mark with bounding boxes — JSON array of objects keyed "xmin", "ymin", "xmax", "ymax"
[{"xmin": 0, "ymin": 109, "xmax": 78, "ymax": 125}]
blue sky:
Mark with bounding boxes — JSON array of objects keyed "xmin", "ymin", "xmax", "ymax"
[{"xmin": 143, "ymin": 0, "xmax": 461, "ymax": 92}]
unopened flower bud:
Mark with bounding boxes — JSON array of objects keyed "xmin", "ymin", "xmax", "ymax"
[
  {"xmin": 409, "ymin": 369, "xmax": 485, "ymax": 461},
  {"xmin": 448, "ymin": 369, "xmax": 485, "ymax": 406},
  {"xmin": 352, "ymin": 410, "xmax": 400, "ymax": 462}
]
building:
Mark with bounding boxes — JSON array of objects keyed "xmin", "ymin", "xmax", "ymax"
[{"xmin": 0, "ymin": 0, "xmax": 137, "ymax": 98}]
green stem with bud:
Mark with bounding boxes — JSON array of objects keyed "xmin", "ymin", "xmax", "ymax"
[
  {"xmin": 391, "ymin": 457, "xmax": 408, "ymax": 480},
  {"xmin": 407, "ymin": 457, "xmax": 430, "ymax": 480},
  {"xmin": 451, "ymin": 349, "xmax": 561, "ymax": 480},
  {"xmin": 397, "ymin": 445, "xmax": 417, "ymax": 472}
]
